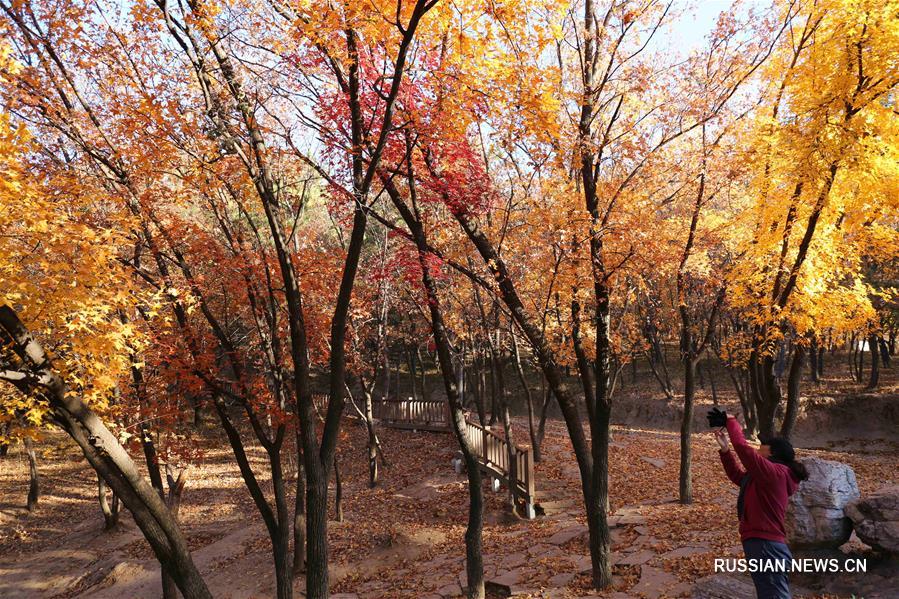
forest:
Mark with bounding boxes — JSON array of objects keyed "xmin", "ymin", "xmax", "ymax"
[{"xmin": 0, "ymin": 0, "xmax": 897, "ymax": 597}]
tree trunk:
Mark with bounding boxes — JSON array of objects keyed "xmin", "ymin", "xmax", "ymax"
[
  {"xmin": 475, "ymin": 354, "xmax": 487, "ymax": 425},
  {"xmin": 587, "ymin": 401, "xmax": 612, "ymax": 590},
  {"xmin": 304, "ymin": 474, "xmax": 329, "ymax": 599},
  {"xmin": 293, "ymin": 454, "xmax": 306, "ymax": 576},
  {"xmin": 365, "ymin": 396, "xmax": 379, "ymax": 488},
  {"xmin": 857, "ymin": 336, "xmax": 865, "ymax": 381},
  {"xmin": 779, "ymin": 345, "xmax": 805, "ymax": 441},
  {"xmin": 809, "ymin": 337, "xmax": 819, "ymax": 383},
  {"xmin": 679, "ymin": 357, "xmax": 697, "ymax": 504},
  {"xmin": 866, "ymin": 334, "xmax": 880, "ymax": 390},
  {"xmin": 162, "ymin": 466, "xmax": 187, "ymax": 599},
  {"xmin": 333, "ymin": 458, "xmax": 344, "ymax": 523},
  {"xmin": 0, "ymin": 422, "xmax": 10, "ymax": 458},
  {"xmin": 24, "ymin": 436, "xmax": 39, "ymax": 512},
  {"xmin": 417, "ymin": 346, "xmax": 428, "ymax": 400},
  {"xmin": 487, "ymin": 348, "xmax": 498, "ymax": 426},
  {"xmin": 706, "ymin": 362, "xmax": 718, "ymax": 406},
  {"xmin": 732, "ymin": 369, "xmax": 758, "ymax": 439},
  {"xmin": 571, "ymin": 298, "xmax": 612, "ymax": 590},
  {"xmin": 269, "ymin": 449, "xmax": 293, "ymax": 599},
  {"xmin": 407, "ymin": 349, "xmax": 418, "ymax": 401},
  {"xmin": 535, "ymin": 383, "xmax": 552, "ymax": 463},
  {"xmin": 817, "ymin": 342, "xmax": 825, "ymax": 377},
  {"xmin": 513, "ymin": 334, "xmax": 540, "ymax": 463},
  {"xmin": 750, "ymin": 350, "xmax": 781, "ymax": 440},
  {"xmin": 98, "ymin": 474, "xmax": 122, "ymax": 530}
]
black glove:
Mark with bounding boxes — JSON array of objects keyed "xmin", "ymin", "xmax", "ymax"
[{"xmin": 707, "ymin": 407, "xmax": 727, "ymax": 428}]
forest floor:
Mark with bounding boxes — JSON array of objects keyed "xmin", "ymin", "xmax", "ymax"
[{"xmin": 1, "ymin": 364, "xmax": 897, "ymax": 598}]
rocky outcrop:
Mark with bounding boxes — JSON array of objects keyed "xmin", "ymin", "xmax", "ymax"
[
  {"xmin": 845, "ymin": 485, "xmax": 899, "ymax": 553},
  {"xmin": 786, "ymin": 457, "xmax": 859, "ymax": 548}
]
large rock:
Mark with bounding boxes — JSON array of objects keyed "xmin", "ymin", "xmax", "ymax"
[
  {"xmin": 785, "ymin": 457, "xmax": 859, "ymax": 548},
  {"xmin": 845, "ymin": 485, "xmax": 899, "ymax": 553}
]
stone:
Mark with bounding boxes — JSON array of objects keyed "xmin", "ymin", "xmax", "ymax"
[
  {"xmin": 548, "ymin": 571, "xmax": 575, "ymax": 587},
  {"xmin": 546, "ymin": 524, "xmax": 588, "ymax": 545},
  {"xmin": 786, "ymin": 457, "xmax": 859, "ymax": 548},
  {"xmin": 569, "ymin": 553, "xmax": 593, "ymax": 572},
  {"xmin": 661, "ymin": 545, "xmax": 708, "ymax": 559},
  {"xmin": 501, "ymin": 552, "xmax": 528, "ymax": 569},
  {"xmin": 666, "ymin": 580, "xmax": 694, "ymax": 597},
  {"xmin": 691, "ymin": 574, "xmax": 757, "ymax": 599},
  {"xmin": 527, "ymin": 543, "xmax": 563, "ymax": 558},
  {"xmin": 617, "ymin": 548, "xmax": 655, "ymax": 566},
  {"xmin": 845, "ymin": 485, "xmax": 899, "ymax": 553},
  {"xmin": 614, "ymin": 506, "xmax": 646, "ymax": 525},
  {"xmin": 631, "ymin": 564, "xmax": 679, "ymax": 596},
  {"xmin": 436, "ymin": 584, "xmax": 462, "ymax": 598},
  {"xmin": 490, "ymin": 569, "xmax": 521, "ymax": 586}
]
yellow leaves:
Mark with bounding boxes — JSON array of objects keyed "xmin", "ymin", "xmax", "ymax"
[
  {"xmin": 722, "ymin": 0, "xmax": 899, "ymax": 338},
  {"xmin": 0, "ymin": 114, "xmax": 145, "ymax": 427},
  {"xmin": 0, "ymin": 43, "xmax": 22, "ymax": 81}
]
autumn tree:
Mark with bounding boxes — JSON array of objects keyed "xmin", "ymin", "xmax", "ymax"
[{"xmin": 726, "ymin": 0, "xmax": 899, "ymax": 440}]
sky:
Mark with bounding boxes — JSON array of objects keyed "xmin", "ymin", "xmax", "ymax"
[{"xmin": 669, "ymin": 0, "xmax": 769, "ymax": 51}]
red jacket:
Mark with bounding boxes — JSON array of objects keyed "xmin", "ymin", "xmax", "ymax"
[{"xmin": 719, "ymin": 418, "xmax": 799, "ymax": 543}]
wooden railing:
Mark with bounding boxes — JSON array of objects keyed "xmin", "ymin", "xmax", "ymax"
[
  {"xmin": 370, "ymin": 398, "xmax": 452, "ymax": 432},
  {"xmin": 461, "ymin": 417, "xmax": 536, "ymax": 516}
]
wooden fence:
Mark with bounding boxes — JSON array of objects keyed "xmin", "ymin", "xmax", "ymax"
[
  {"xmin": 461, "ymin": 417, "xmax": 536, "ymax": 517},
  {"xmin": 370, "ymin": 398, "xmax": 452, "ymax": 432}
]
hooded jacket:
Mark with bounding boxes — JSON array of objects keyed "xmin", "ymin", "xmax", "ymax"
[{"xmin": 719, "ymin": 418, "xmax": 800, "ymax": 543}]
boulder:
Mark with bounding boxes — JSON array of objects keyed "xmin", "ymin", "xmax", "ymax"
[
  {"xmin": 785, "ymin": 457, "xmax": 859, "ymax": 548},
  {"xmin": 845, "ymin": 485, "xmax": 899, "ymax": 553}
]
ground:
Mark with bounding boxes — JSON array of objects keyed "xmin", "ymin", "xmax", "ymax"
[{"xmin": 1, "ymin": 361, "xmax": 897, "ymax": 598}]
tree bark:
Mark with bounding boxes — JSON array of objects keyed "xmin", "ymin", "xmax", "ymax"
[
  {"xmin": 333, "ymin": 458, "xmax": 344, "ymax": 523},
  {"xmin": 293, "ymin": 452, "xmax": 306, "ymax": 576},
  {"xmin": 98, "ymin": 474, "xmax": 122, "ymax": 530},
  {"xmin": 866, "ymin": 334, "xmax": 880, "ymax": 390},
  {"xmin": 809, "ymin": 337, "xmax": 819, "ymax": 383},
  {"xmin": 417, "ymin": 346, "xmax": 428, "ymax": 400},
  {"xmin": 24, "ymin": 436, "xmax": 39, "ymax": 512},
  {"xmin": 679, "ymin": 357, "xmax": 697, "ymax": 504},
  {"xmin": 780, "ymin": 345, "xmax": 805, "ymax": 440},
  {"xmin": 512, "ymin": 334, "xmax": 541, "ymax": 463}
]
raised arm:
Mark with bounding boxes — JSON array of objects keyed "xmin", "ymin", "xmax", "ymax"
[
  {"xmin": 725, "ymin": 417, "xmax": 780, "ymax": 480},
  {"xmin": 715, "ymin": 428, "xmax": 745, "ymax": 485}
]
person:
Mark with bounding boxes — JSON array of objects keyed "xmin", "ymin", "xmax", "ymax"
[{"xmin": 708, "ymin": 408, "xmax": 809, "ymax": 599}]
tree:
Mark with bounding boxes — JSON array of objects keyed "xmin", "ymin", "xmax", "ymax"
[{"xmin": 726, "ymin": 0, "xmax": 899, "ymax": 439}]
